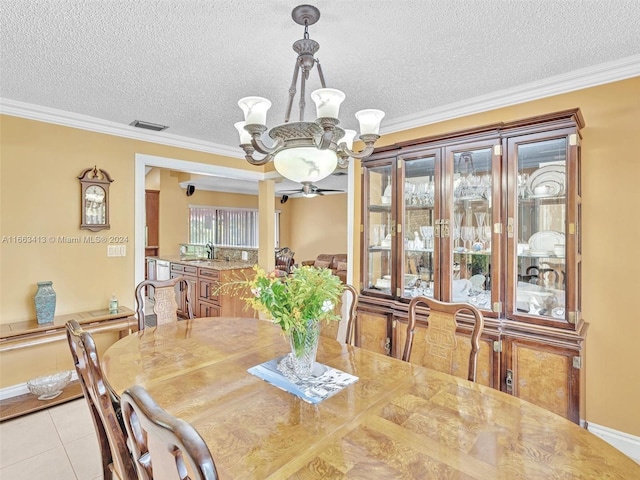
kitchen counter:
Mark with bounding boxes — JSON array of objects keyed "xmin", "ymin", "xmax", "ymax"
[{"xmin": 146, "ymin": 255, "xmax": 255, "ymax": 271}]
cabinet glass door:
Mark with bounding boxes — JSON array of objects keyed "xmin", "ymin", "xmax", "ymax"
[
  {"xmin": 508, "ymin": 135, "xmax": 571, "ymax": 324},
  {"xmin": 400, "ymin": 152, "xmax": 438, "ymax": 299},
  {"xmin": 446, "ymin": 143, "xmax": 499, "ymax": 311},
  {"xmin": 364, "ymin": 162, "xmax": 394, "ymax": 295}
]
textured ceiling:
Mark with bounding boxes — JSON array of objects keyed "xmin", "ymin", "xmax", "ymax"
[{"xmin": 2, "ymin": 0, "xmax": 640, "ymax": 194}]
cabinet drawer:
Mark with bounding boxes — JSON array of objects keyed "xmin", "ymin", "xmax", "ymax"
[
  {"xmin": 198, "ymin": 278, "xmax": 220, "ymax": 304},
  {"xmin": 198, "ymin": 268, "xmax": 219, "ymax": 279},
  {"xmin": 170, "ymin": 263, "xmax": 198, "ymax": 275},
  {"xmin": 198, "ymin": 301, "xmax": 220, "ymax": 318}
]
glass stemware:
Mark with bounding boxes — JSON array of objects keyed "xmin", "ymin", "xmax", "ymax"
[
  {"xmin": 378, "ymin": 224, "xmax": 386, "ymax": 247},
  {"xmin": 454, "ymin": 212, "xmax": 463, "ymax": 248},
  {"xmin": 420, "ymin": 225, "xmax": 434, "ymax": 250},
  {"xmin": 461, "ymin": 226, "xmax": 475, "ymax": 251},
  {"xmin": 478, "ymin": 225, "xmax": 492, "ymax": 251}
]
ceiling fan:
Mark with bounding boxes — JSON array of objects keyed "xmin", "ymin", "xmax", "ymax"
[{"xmin": 280, "ymin": 181, "xmax": 344, "ymax": 202}]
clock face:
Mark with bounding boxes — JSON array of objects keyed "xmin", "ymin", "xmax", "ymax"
[
  {"xmin": 85, "ymin": 185, "xmax": 106, "ymax": 224},
  {"xmin": 86, "ymin": 185, "xmax": 105, "ymax": 203}
]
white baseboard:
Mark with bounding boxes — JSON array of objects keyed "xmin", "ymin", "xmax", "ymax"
[
  {"xmin": 0, "ymin": 371, "xmax": 78, "ymax": 401},
  {"xmin": 587, "ymin": 422, "xmax": 640, "ymax": 462}
]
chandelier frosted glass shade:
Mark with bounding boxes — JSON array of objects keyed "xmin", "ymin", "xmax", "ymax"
[
  {"xmin": 311, "ymin": 88, "xmax": 345, "ymax": 119},
  {"xmin": 235, "ymin": 4, "xmax": 384, "ymax": 185},
  {"xmin": 234, "ymin": 121, "xmax": 252, "ymax": 145},
  {"xmin": 274, "ymin": 147, "xmax": 338, "ymax": 183},
  {"xmin": 238, "ymin": 97, "xmax": 272, "ymax": 125},
  {"xmin": 355, "ymin": 109, "xmax": 386, "ymax": 135}
]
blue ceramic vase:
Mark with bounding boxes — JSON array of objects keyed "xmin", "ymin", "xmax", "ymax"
[{"xmin": 34, "ymin": 281, "xmax": 56, "ymax": 324}]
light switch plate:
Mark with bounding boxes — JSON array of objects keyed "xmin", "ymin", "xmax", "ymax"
[{"xmin": 107, "ymin": 245, "xmax": 126, "ymax": 257}]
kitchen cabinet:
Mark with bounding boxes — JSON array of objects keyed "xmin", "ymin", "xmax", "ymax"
[
  {"xmin": 170, "ymin": 263, "xmax": 198, "ymax": 318},
  {"xmin": 197, "ymin": 268, "xmax": 220, "ymax": 317},
  {"xmin": 357, "ymin": 109, "xmax": 587, "ymax": 423},
  {"xmin": 145, "ymin": 258, "xmax": 157, "ymax": 300},
  {"xmin": 197, "ymin": 267, "xmax": 255, "ymax": 317},
  {"xmin": 166, "ymin": 261, "xmax": 255, "ymax": 318},
  {"xmin": 145, "ymin": 190, "xmax": 159, "ymax": 257}
]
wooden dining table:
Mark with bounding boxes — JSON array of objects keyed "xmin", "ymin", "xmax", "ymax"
[{"xmin": 102, "ymin": 317, "xmax": 639, "ymax": 479}]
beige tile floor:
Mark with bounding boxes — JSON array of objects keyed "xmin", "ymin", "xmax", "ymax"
[
  {"xmin": 0, "ymin": 296, "xmax": 153, "ymax": 480},
  {"xmin": 0, "ymin": 397, "xmax": 102, "ymax": 480}
]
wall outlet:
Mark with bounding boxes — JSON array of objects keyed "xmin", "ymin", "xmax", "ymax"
[{"xmin": 241, "ymin": 251, "xmax": 248, "ymax": 261}]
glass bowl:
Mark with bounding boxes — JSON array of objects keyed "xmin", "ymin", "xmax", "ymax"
[{"xmin": 27, "ymin": 371, "xmax": 72, "ymax": 400}]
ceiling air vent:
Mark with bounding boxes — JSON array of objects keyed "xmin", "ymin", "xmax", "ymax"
[{"xmin": 129, "ymin": 120, "xmax": 169, "ymax": 132}]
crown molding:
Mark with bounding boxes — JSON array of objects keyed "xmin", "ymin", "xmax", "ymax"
[
  {"xmin": 2, "ymin": 55, "xmax": 639, "ymax": 152},
  {"xmin": 382, "ymin": 55, "xmax": 640, "ymax": 135},
  {"xmin": 0, "ymin": 98, "xmax": 244, "ymax": 159}
]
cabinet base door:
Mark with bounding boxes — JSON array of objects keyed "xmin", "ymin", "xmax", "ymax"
[
  {"xmin": 354, "ymin": 310, "xmax": 391, "ymax": 356},
  {"xmin": 198, "ymin": 301, "xmax": 221, "ymax": 318},
  {"xmin": 503, "ymin": 337, "xmax": 582, "ymax": 423}
]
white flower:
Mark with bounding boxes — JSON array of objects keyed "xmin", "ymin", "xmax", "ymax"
[
  {"xmin": 251, "ymin": 287, "xmax": 262, "ymax": 297},
  {"xmin": 321, "ymin": 300, "xmax": 334, "ymax": 312}
]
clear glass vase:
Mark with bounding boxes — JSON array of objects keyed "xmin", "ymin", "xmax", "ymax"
[{"xmin": 288, "ymin": 319, "xmax": 320, "ymax": 380}]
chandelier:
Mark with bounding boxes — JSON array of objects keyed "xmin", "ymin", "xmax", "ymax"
[{"xmin": 235, "ymin": 4, "xmax": 385, "ymax": 185}]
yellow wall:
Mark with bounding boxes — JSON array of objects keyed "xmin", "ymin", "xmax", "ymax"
[
  {"xmin": 0, "ymin": 117, "xmax": 262, "ymax": 324},
  {"xmin": 145, "ymin": 167, "xmax": 161, "ymax": 190},
  {"xmin": 156, "ymin": 169, "xmax": 265, "ymax": 255},
  {"xmin": 1, "ymin": 76, "xmax": 639, "ymax": 437},
  {"xmin": 288, "ymin": 193, "xmax": 348, "ymax": 263},
  {"xmin": 149, "ymin": 168, "xmax": 291, "ymax": 255},
  {"xmin": 354, "ymin": 76, "xmax": 640, "ymax": 436}
]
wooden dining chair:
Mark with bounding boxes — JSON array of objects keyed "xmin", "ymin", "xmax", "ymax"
[
  {"xmin": 135, "ymin": 276, "xmax": 194, "ymax": 330},
  {"xmin": 319, "ymin": 284, "xmax": 358, "ymax": 344},
  {"xmin": 343, "ymin": 284, "xmax": 358, "ymax": 345},
  {"xmin": 121, "ymin": 384, "xmax": 219, "ymax": 480},
  {"xmin": 401, "ymin": 296, "xmax": 485, "ymax": 382},
  {"xmin": 65, "ymin": 320, "xmax": 137, "ymax": 480}
]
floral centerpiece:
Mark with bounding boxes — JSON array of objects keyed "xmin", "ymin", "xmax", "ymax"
[{"xmin": 230, "ymin": 265, "xmax": 344, "ymax": 379}]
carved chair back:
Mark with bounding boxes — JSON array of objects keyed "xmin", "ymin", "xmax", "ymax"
[
  {"xmin": 401, "ymin": 296, "xmax": 484, "ymax": 382},
  {"xmin": 275, "ymin": 247, "xmax": 295, "ymax": 275},
  {"xmin": 319, "ymin": 284, "xmax": 358, "ymax": 344},
  {"xmin": 121, "ymin": 384, "xmax": 219, "ymax": 480},
  {"xmin": 135, "ymin": 276, "xmax": 193, "ymax": 330},
  {"xmin": 65, "ymin": 320, "xmax": 136, "ymax": 480},
  {"xmin": 343, "ymin": 284, "xmax": 358, "ymax": 345}
]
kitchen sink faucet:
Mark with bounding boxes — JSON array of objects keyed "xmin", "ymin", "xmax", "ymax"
[{"xmin": 206, "ymin": 242, "xmax": 215, "ymax": 260}]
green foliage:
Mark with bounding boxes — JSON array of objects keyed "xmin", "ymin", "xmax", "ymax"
[{"xmin": 224, "ymin": 265, "xmax": 344, "ymax": 334}]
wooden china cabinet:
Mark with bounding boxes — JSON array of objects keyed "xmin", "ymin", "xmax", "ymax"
[{"xmin": 355, "ymin": 109, "xmax": 587, "ymax": 423}]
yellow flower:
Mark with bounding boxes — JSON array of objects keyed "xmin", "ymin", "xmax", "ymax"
[{"xmin": 223, "ymin": 265, "xmax": 344, "ymax": 333}]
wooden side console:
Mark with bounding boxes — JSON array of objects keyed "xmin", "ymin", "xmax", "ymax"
[{"xmin": 0, "ymin": 307, "xmax": 136, "ymax": 421}]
